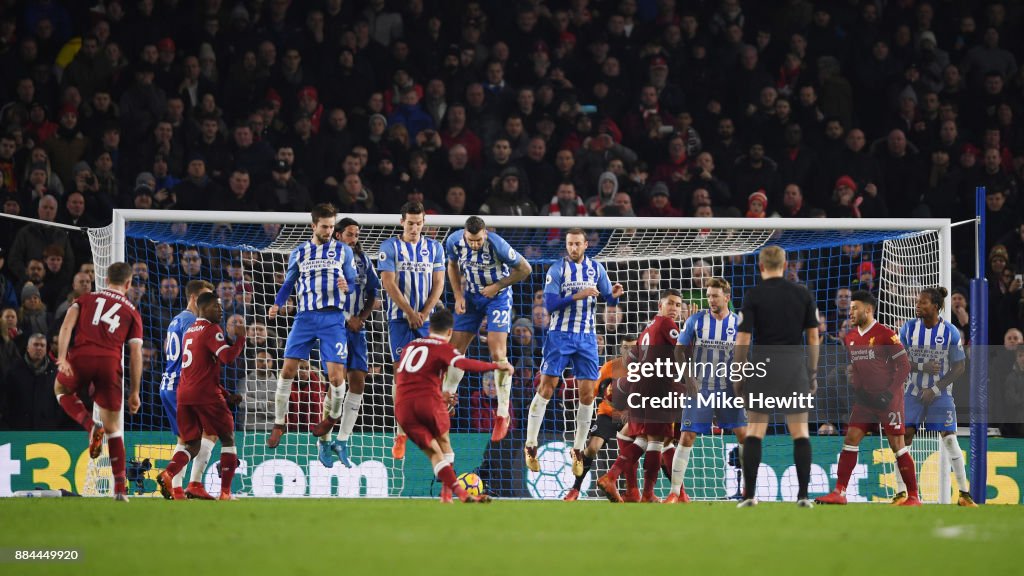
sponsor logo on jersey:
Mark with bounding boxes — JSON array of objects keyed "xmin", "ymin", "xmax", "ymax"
[
  {"xmin": 545, "ymin": 274, "xmax": 552, "ymax": 284},
  {"xmin": 420, "ymin": 248, "xmax": 430, "ymax": 257},
  {"xmin": 215, "ymin": 332, "xmax": 225, "ymax": 341},
  {"xmin": 586, "ymin": 267, "xmax": 596, "ymax": 280},
  {"xmin": 508, "ymin": 247, "xmax": 516, "ymax": 260},
  {"xmin": 934, "ymin": 335, "xmax": 945, "ymax": 344},
  {"xmin": 726, "ymin": 327, "xmax": 736, "ymax": 336},
  {"xmin": 327, "ymin": 250, "xmax": 336, "ymax": 259},
  {"xmin": 670, "ymin": 329, "xmax": 680, "ymax": 339},
  {"xmin": 379, "ymin": 251, "xmax": 387, "ymax": 261},
  {"xmin": 481, "ymin": 251, "xmax": 491, "ymax": 262}
]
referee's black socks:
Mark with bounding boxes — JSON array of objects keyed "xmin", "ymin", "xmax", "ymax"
[
  {"xmin": 793, "ymin": 437, "xmax": 812, "ymax": 500},
  {"xmin": 742, "ymin": 437, "xmax": 762, "ymax": 500}
]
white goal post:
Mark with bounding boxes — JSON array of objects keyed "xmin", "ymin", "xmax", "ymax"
[{"xmin": 85, "ymin": 210, "xmax": 957, "ymax": 501}]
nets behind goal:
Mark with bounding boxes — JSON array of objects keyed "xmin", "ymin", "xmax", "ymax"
[{"xmin": 89, "ymin": 211, "xmax": 955, "ymax": 501}]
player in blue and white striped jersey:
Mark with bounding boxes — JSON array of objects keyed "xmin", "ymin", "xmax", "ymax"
[
  {"xmin": 378, "ymin": 202, "xmax": 445, "ymax": 459},
  {"xmin": 524, "ymin": 227, "xmax": 624, "ymax": 472},
  {"xmin": 312, "ymin": 217, "xmax": 382, "ymax": 468},
  {"xmin": 897, "ymin": 286, "xmax": 974, "ymax": 506},
  {"xmin": 442, "ymin": 216, "xmax": 532, "ymax": 442},
  {"xmin": 266, "ymin": 204, "xmax": 357, "ymax": 451},
  {"xmin": 159, "ymin": 279, "xmax": 216, "ymax": 499},
  {"xmin": 667, "ymin": 277, "xmax": 747, "ymax": 503}
]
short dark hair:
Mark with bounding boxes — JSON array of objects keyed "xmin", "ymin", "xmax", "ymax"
[
  {"xmin": 311, "ymin": 203, "xmax": 336, "ymax": 223},
  {"xmin": 185, "ymin": 279, "xmax": 214, "ymax": 298},
  {"xmin": 401, "ymin": 201, "xmax": 425, "ymax": 218},
  {"xmin": 566, "ymin": 227, "xmax": 586, "ymax": 238},
  {"xmin": 851, "ymin": 290, "xmax": 876, "ymax": 309},
  {"xmin": 196, "ymin": 291, "xmax": 218, "ymax": 309},
  {"xmin": 660, "ymin": 288, "xmax": 682, "ymax": 300},
  {"xmin": 107, "ymin": 262, "xmax": 133, "ymax": 285},
  {"xmin": 921, "ymin": 286, "xmax": 948, "ymax": 310},
  {"xmin": 465, "ymin": 216, "xmax": 485, "ymax": 234},
  {"xmin": 429, "ymin": 308, "xmax": 454, "ymax": 332}
]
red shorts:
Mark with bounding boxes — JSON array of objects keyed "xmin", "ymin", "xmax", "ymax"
[
  {"xmin": 56, "ymin": 353, "xmax": 123, "ymax": 411},
  {"xmin": 627, "ymin": 422, "xmax": 674, "ymax": 439},
  {"xmin": 848, "ymin": 392, "xmax": 905, "ymax": 435},
  {"xmin": 178, "ymin": 402, "xmax": 235, "ymax": 442},
  {"xmin": 395, "ymin": 395, "xmax": 450, "ymax": 451}
]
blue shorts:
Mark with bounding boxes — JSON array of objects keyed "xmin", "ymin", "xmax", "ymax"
[
  {"xmin": 388, "ymin": 319, "xmax": 430, "ymax": 362},
  {"xmin": 680, "ymin": 389, "xmax": 747, "ymax": 435},
  {"xmin": 541, "ymin": 331, "xmax": 600, "ymax": 381},
  {"xmin": 346, "ymin": 327, "xmax": 369, "ymax": 373},
  {"xmin": 454, "ymin": 291, "xmax": 513, "ymax": 334},
  {"xmin": 159, "ymin": 387, "xmax": 179, "ymax": 436},
  {"xmin": 904, "ymin": 392, "xmax": 957, "ymax": 432},
  {"xmin": 284, "ymin": 309, "xmax": 348, "ymax": 364}
]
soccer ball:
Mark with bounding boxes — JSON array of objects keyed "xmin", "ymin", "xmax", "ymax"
[{"xmin": 457, "ymin": 472, "xmax": 484, "ymax": 496}]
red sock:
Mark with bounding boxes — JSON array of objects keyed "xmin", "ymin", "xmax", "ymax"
[
  {"xmin": 643, "ymin": 447, "xmax": 661, "ymax": 497},
  {"xmin": 164, "ymin": 451, "xmax": 190, "ymax": 478},
  {"xmin": 58, "ymin": 394, "xmax": 92, "ymax": 431},
  {"xmin": 607, "ymin": 441, "xmax": 643, "ymax": 481},
  {"xmin": 108, "ymin": 435, "xmax": 126, "ymax": 495},
  {"xmin": 616, "ymin": 435, "xmax": 631, "ymax": 455},
  {"xmin": 626, "ymin": 460, "xmax": 639, "ymax": 492},
  {"xmin": 660, "ymin": 446, "xmax": 675, "ymax": 479},
  {"xmin": 836, "ymin": 447, "xmax": 858, "ymax": 493},
  {"xmin": 896, "ymin": 450, "xmax": 918, "ymax": 497},
  {"xmin": 435, "ymin": 463, "xmax": 464, "ymax": 498},
  {"xmin": 220, "ymin": 451, "xmax": 239, "ymax": 494}
]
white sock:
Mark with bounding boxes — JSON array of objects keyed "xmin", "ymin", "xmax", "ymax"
[
  {"xmin": 494, "ymin": 368, "xmax": 511, "ymax": 419},
  {"xmin": 647, "ymin": 441, "xmax": 664, "ymax": 455},
  {"xmin": 525, "ymin": 393, "xmax": 550, "ymax": 446},
  {"xmin": 671, "ymin": 445, "xmax": 692, "ymax": 494},
  {"xmin": 171, "ymin": 444, "xmax": 187, "ymax": 488},
  {"xmin": 633, "ymin": 437, "xmax": 648, "ymax": 451},
  {"xmin": 943, "ymin": 434, "xmax": 969, "ymax": 492},
  {"xmin": 274, "ymin": 376, "xmax": 293, "ymax": 425},
  {"xmin": 337, "ymin": 392, "xmax": 363, "ymax": 441},
  {"xmin": 443, "ymin": 366, "xmax": 464, "ymax": 395},
  {"xmin": 573, "ymin": 400, "xmax": 595, "ymax": 450},
  {"xmin": 328, "ymin": 383, "xmax": 346, "ymax": 419},
  {"xmin": 190, "ymin": 438, "xmax": 215, "ymax": 484},
  {"xmin": 444, "ymin": 452, "xmax": 454, "ymax": 466}
]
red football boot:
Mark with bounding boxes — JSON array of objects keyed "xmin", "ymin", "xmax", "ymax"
[
  {"xmin": 185, "ymin": 481, "xmax": 215, "ymax": 500},
  {"xmin": 171, "ymin": 486, "xmax": 186, "ymax": 500},
  {"xmin": 563, "ymin": 488, "xmax": 580, "ymax": 501},
  {"xmin": 899, "ymin": 494, "xmax": 923, "ymax": 507},
  {"xmin": 622, "ymin": 487, "xmax": 641, "ymax": 503},
  {"xmin": 815, "ymin": 490, "xmax": 848, "ymax": 505},
  {"xmin": 491, "ymin": 416, "xmax": 509, "ymax": 442},
  {"xmin": 88, "ymin": 422, "xmax": 105, "ymax": 459},
  {"xmin": 664, "ymin": 492, "xmax": 688, "ymax": 503},
  {"xmin": 218, "ymin": 491, "xmax": 237, "ymax": 501},
  {"xmin": 156, "ymin": 470, "xmax": 174, "ymax": 499},
  {"xmin": 640, "ymin": 492, "xmax": 661, "ymax": 503},
  {"xmin": 310, "ymin": 416, "xmax": 339, "ymax": 438},
  {"xmin": 392, "ymin": 434, "xmax": 407, "ymax": 460},
  {"xmin": 266, "ymin": 424, "xmax": 284, "ymax": 448},
  {"xmin": 597, "ymin": 474, "xmax": 622, "ymax": 503}
]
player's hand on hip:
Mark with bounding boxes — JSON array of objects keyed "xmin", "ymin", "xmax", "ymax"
[
  {"xmin": 337, "ymin": 277, "xmax": 349, "ymax": 293},
  {"xmin": 480, "ymin": 284, "xmax": 500, "ymax": 299},
  {"xmin": 57, "ymin": 358, "xmax": 74, "ymax": 377},
  {"xmin": 920, "ymin": 387, "xmax": 938, "ymax": 405},
  {"xmin": 454, "ymin": 296, "xmax": 466, "ymax": 314},
  {"xmin": 267, "ymin": 305, "xmax": 279, "ymax": 319},
  {"xmin": 574, "ymin": 286, "xmax": 600, "ymax": 300},
  {"xmin": 347, "ymin": 317, "xmax": 364, "ymax": 332},
  {"xmin": 128, "ymin": 392, "xmax": 141, "ymax": 414},
  {"xmin": 611, "ymin": 283, "xmax": 625, "ymax": 298}
]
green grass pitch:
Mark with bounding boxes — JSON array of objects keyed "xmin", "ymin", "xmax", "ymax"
[{"xmin": 1, "ymin": 499, "xmax": 1020, "ymax": 575}]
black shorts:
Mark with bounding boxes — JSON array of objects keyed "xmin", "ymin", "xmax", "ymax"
[
  {"xmin": 745, "ymin": 358, "xmax": 810, "ymax": 415},
  {"xmin": 589, "ymin": 414, "xmax": 619, "ymax": 443}
]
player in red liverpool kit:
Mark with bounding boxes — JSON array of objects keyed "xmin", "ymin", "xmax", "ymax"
[
  {"xmin": 395, "ymin": 308, "xmax": 511, "ymax": 503},
  {"xmin": 815, "ymin": 291, "xmax": 920, "ymax": 506},
  {"xmin": 54, "ymin": 262, "xmax": 144, "ymax": 502},
  {"xmin": 598, "ymin": 289, "xmax": 683, "ymax": 503},
  {"xmin": 157, "ymin": 293, "xmax": 246, "ymax": 501}
]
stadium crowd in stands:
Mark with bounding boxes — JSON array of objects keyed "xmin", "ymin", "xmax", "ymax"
[{"xmin": 1, "ymin": 0, "xmax": 1023, "ymax": 436}]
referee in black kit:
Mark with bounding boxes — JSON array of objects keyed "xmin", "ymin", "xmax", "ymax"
[{"xmin": 734, "ymin": 246, "xmax": 819, "ymax": 508}]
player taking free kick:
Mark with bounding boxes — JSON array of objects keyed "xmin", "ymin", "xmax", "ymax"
[
  {"xmin": 815, "ymin": 290, "xmax": 920, "ymax": 506},
  {"xmin": 158, "ymin": 292, "xmax": 246, "ymax": 501},
  {"xmin": 54, "ymin": 262, "xmax": 144, "ymax": 502},
  {"xmin": 394, "ymin": 308, "xmax": 511, "ymax": 503}
]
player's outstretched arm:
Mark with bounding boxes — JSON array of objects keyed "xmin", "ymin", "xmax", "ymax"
[
  {"xmin": 55, "ymin": 304, "xmax": 79, "ymax": 376},
  {"xmin": 127, "ymin": 339, "xmax": 143, "ymax": 414},
  {"xmin": 452, "ymin": 355, "xmax": 503, "ymax": 374}
]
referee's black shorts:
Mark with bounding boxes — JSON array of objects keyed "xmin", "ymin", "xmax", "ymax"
[
  {"xmin": 745, "ymin": 350, "xmax": 810, "ymax": 415},
  {"xmin": 589, "ymin": 414, "xmax": 620, "ymax": 443}
]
